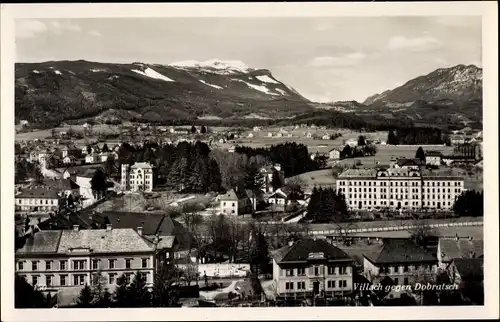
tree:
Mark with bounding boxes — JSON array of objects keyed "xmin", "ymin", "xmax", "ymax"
[
  {"xmin": 453, "ymin": 190, "xmax": 483, "ymax": 217},
  {"xmin": 87, "ymin": 145, "xmax": 92, "ymax": 155},
  {"xmin": 191, "ymin": 125, "xmax": 197, "ymax": 134},
  {"xmin": 91, "ymin": 169, "xmax": 107, "ymax": 199},
  {"xmin": 91, "ymin": 271, "xmax": 112, "ymax": 307},
  {"xmin": 415, "ymin": 147, "xmax": 426, "ymax": 163},
  {"xmin": 271, "ymin": 169, "xmax": 283, "ymax": 191},
  {"xmin": 341, "ymin": 145, "xmax": 352, "ymax": 159},
  {"xmin": 243, "ymin": 163, "xmax": 264, "ymax": 191},
  {"xmin": 102, "ymin": 144, "xmax": 110, "ymax": 153},
  {"xmin": 249, "ymin": 231, "xmax": 270, "ymax": 275},
  {"xmin": 112, "ymin": 274, "xmax": 129, "ymax": 307},
  {"xmin": 15, "ymin": 275, "xmax": 51, "ymax": 308},
  {"xmin": 387, "ymin": 130, "xmax": 398, "ymax": 145},
  {"xmin": 201, "ymin": 125, "xmax": 207, "ymax": 134},
  {"xmin": 409, "ymin": 222, "xmax": 433, "ymax": 248},
  {"xmin": 126, "ymin": 272, "xmax": 150, "ymax": 307},
  {"xmin": 357, "ymin": 135, "xmax": 366, "ymax": 146},
  {"xmin": 76, "ymin": 284, "xmax": 94, "ymax": 308}
]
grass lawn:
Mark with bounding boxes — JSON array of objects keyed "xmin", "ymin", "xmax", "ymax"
[{"xmin": 285, "ymin": 169, "xmax": 336, "ymax": 189}]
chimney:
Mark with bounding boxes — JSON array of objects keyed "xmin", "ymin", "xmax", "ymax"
[
  {"xmin": 106, "ymin": 224, "xmax": 112, "ymax": 231},
  {"xmin": 73, "ymin": 225, "xmax": 79, "ymax": 232},
  {"xmin": 137, "ymin": 226, "xmax": 143, "ymax": 236}
]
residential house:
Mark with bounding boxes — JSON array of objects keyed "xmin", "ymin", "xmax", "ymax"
[
  {"xmin": 228, "ymin": 145, "xmax": 236, "ymax": 153},
  {"xmin": 62, "ymin": 155, "xmax": 77, "ymax": 165},
  {"xmin": 329, "ymin": 148, "xmax": 341, "ymax": 161},
  {"xmin": 268, "ymin": 186, "xmax": 304, "ymax": 206},
  {"xmin": 363, "ymin": 239, "xmax": 438, "ymax": 290},
  {"xmin": 393, "ymin": 158, "xmax": 422, "ymax": 170},
  {"xmin": 450, "ymin": 135, "xmax": 466, "ymax": 145},
  {"xmin": 437, "ymin": 236, "xmax": 483, "ymax": 270},
  {"xmin": 268, "ymin": 133, "xmax": 273, "ymax": 137},
  {"xmin": 272, "ymin": 238, "xmax": 355, "ymax": 300},
  {"xmin": 322, "ymin": 134, "xmax": 330, "ymax": 140},
  {"xmin": 121, "ymin": 162, "xmax": 154, "ymax": 192},
  {"xmin": 15, "ymin": 187, "xmax": 61, "ymax": 213},
  {"xmin": 253, "ymin": 126, "xmax": 261, "ymax": 132},
  {"xmin": 345, "ymin": 139, "xmax": 358, "ymax": 147},
  {"xmin": 306, "ymin": 132, "xmax": 312, "ymax": 138},
  {"xmin": 276, "ymin": 132, "xmax": 283, "ymax": 138},
  {"xmin": 15, "ymin": 226, "xmax": 157, "ymax": 301},
  {"xmin": 42, "ymin": 178, "xmax": 80, "ymax": 198},
  {"xmin": 260, "ymin": 164, "xmax": 285, "ymax": 193},
  {"xmin": 85, "ymin": 153, "xmax": 100, "ymax": 164},
  {"xmin": 219, "ymin": 187, "xmax": 251, "ymax": 216},
  {"xmin": 425, "ymin": 151, "xmax": 443, "ymax": 166},
  {"xmin": 20, "ymin": 120, "xmax": 29, "ymax": 127},
  {"xmin": 247, "ymin": 133, "xmax": 254, "ymax": 138}
]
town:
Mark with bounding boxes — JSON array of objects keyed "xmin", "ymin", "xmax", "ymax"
[{"xmin": 14, "ymin": 121, "xmax": 484, "ymax": 308}]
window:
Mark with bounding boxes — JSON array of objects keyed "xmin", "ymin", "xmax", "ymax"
[
  {"xmin": 142, "ymin": 258, "xmax": 148, "ymax": 268},
  {"xmin": 74, "ymin": 274, "xmax": 85, "ymax": 286},
  {"xmin": 404, "ymin": 277, "xmax": 409, "ymax": 285},
  {"xmin": 32, "ymin": 261, "xmax": 38, "ymax": 271},
  {"xmin": 125, "ymin": 273, "xmax": 133, "ymax": 284},
  {"xmin": 285, "ymin": 282, "xmax": 294, "ymax": 290},
  {"xmin": 73, "ymin": 260, "xmax": 86, "ymax": 270},
  {"xmin": 109, "ymin": 259, "xmax": 116, "ymax": 269},
  {"xmin": 327, "ymin": 280, "xmax": 336, "ymax": 288},
  {"xmin": 18, "ymin": 261, "xmax": 24, "ymax": 271},
  {"xmin": 92, "ymin": 260, "xmax": 99, "ymax": 270},
  {"xmin": 32, "ymin": 275, "xmax": 39, "ymax": 285},
  {"xmin": 232, "ymin": 203, "xmax": 235, "ymax": 207},
  {"xmin": 60, "ymin": 275, "xmax": 67, "ymax": 286},
  {"xmin": 60, "ymin": 260, "xmax": 67, "ymax": 270},
  {"xmin": 314, "ymin": 266, "xmax": 320, "ymax": 276},
  {"xmin": 297, "ymin": 281, "xmax": 306, "ymax": 290},
  {"xmin": 341, "ymin": 280, "xmax": 347, "ymax": 288},
  {"xmin": 297, "ymin": 268, "xmax": 306, "ymax": 276},
  {"xmin": 286, "ymin": 269, "xmax": 294, "ymax": 277},
  {"xmin": 340, "ymin": 266, "xmax": 347, "ymax": 275},
  {"xmin": 45, "ymin": 261, "xmax": 52, "ymax": 270},
  {"xmin": 403, "ymin": 265, "xmax": 409, "ymax": 272},
  {"xmin": 108, "ymin": 273, "xmax": 116, "ymax": 284},
  {"xmin": 46, "ymin": 275, "xmax": 53, "ymax": 287},
  {"xmin": 394, "ymin": 278, "xmax": 399, "ymax": 285}
]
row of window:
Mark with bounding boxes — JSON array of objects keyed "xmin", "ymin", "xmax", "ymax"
[
  {"xmin": 15, "ymin": 199, "xmax": 57, "ymax": 205},
  {"xmin": 338, "ymin": 181, "xmax": 462, "ymax": 187},
  {"xmin": 343, "ymin": 187, "xmax": 459, "ymax": 194},
  {"xmin": 380, "ymin": 264, "xmax": 433, "ymax": 274},
  {"xmin": 21, "ymin": 271, "xmax": 150, "ymax": 287},
  {"xmin": 285, "ymin": 266, "xmax": 348, "ymax": 277},
  {"xmin": 284, "ymin": 280, "xmax": 349, "ymax": 290},
  {"xmin": 347, "ymin": 193, "xmax": 460, "ymax": 200},
  {"xmin": 18, "ymin": 259, "xmax": 149, "ymax": 271},
  {"xmin": 222, "ymin": 202, "xmax": 236, "ymax": 207}
]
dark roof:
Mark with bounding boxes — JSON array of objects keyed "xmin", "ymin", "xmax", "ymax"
[
  {"xmin": 426, "ymin": 151, "xmax": 443, "ymax": 157},
  {"xmin": 16, "ymin": 231, "xmax": 62, "ymax": 254},
  {"xmin": 15, "ymin": 187, "xmax": 60, "ymax": 199},
  {"xmin": 42, "ymin": 178, "xmax": 79, "ymax": 191},
  {"xmin": 364, "ymin": 239, "xmax": 436, "ymax": 264},
  {"xmin": 274, "ymin": 238, "xmax": 352, "ymax": 263},
  {"xmin": 439, "ymin": 237, "xmax": 483, "ymax": 263},
  {"xmin": 396, "ymin": 158, "xmax": 422, "ymax": 167},
  {"xmin": 100, "ymin": 211, "xmax": 165, "ymax": 236},
  {"xmin": 452, "ymin": 258, "xmax": 484, "ymax": 281}
]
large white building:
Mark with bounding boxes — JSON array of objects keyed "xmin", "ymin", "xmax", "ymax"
[
  {"xmin": 121, "ymin": 162, "xmax": 154, "ymax": 192},
  {"xmin": 336, "ymin": 168, "xmax": 465, "ymax": 211}
]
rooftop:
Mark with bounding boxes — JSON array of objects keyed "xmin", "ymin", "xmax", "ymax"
[
  {"xmin": 131, "ymin": 162, "xmax": 153, "ymax": 169},
  {"xmin": 273, "ymin": 238, "xmax": 352, "ymax": 264},
  {"xmin": 16, "ymin": 187, "xmax": 60, "ymax": 199},
  {"xmin": 16, "ymin": 231, "xmax": 62, "ymax": 255},
  {"xmin": 363, "ymin": 239, "xmax": 436, "ymax": 264},
  {"xmin": 452, "ymin": 257, "xmax": 484, "ymax": 280},
  {"xmin": 439, "ymin": 237, "xmax": 483, "ymax": 263}
]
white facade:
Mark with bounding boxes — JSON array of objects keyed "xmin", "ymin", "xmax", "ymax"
[
  {"xmin": 121, "ymin": 163, "xmax": 154, "ymax": 192},
  {"xmin": 329, "ymin": 149, "xmax": 341, "ymax": 160},
  {"xmin": 336, "ymin": 168, "xmax": 465, "ymax": 211}
]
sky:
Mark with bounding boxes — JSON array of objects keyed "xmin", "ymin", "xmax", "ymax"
[{"xmin": 15, "ymin": 16, "xmax": 482, "ymax": 102}]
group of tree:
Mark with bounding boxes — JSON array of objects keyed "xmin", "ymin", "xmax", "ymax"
[
  {"xmin": 306, "ymin": 187, "xmax": 348, "ymax": 223},
  {"xmin": 118, "ymin": 140, "xmax": 222, "ymax": 193},
  {"xmin": 15, "ymin": 275, "xmax": 54, "ymax": 308},
  {"xmin": 15, "ymin": 159, "xmax": 43, "ymax": 184},
  {"xmin": 453, "ymin": 190, "xmax": 483, "ymax": 217},
  {"xmin": 234, "ymin": 142, "xmax": 318, "ymax": 177},
  {"xmin": 340, "ymin": 142, "xmax": 378, "ymax": 159},
  {"xmin": 190, "ymin": 125, "xmax": 207, "ymax": 134},
  {"xmin": 387, "ymin": 127, "xmax": 444, "ymax": 145},
  {"xmin": 415, "ymin": 147, "xmax": 426, "ymax": 163}
]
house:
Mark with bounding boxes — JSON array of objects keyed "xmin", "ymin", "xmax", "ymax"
[
  {"xmin": 306, "ymin": 132, "xmax": 312, "ymax": 138},
  {"xmin": 219, "ymin": 187, "xmax": 252, "ymax": 216},
  {"xmin": 85, "ymin": 153, "xmax": 100, "ymax": 164},
  {"xmin": 15, "ymin": 187, "xmax": 61, "ymax": 213},
  {"xmin": 272, "ymin": 238, "xmax": 355, "ymax": 300},
  {"xmin": 345, "ymin": 139, "xmax": 358, "ymax": 147},
  {"xmin": 363, "ymin": 239, "xmax": 437, "ymax": 290},
  {"xmin": 276, "ymin": 133, "xmax": 283, "ymax": 138},
  {"xmin": 62, "ymin": 155, "xmax": 77, "ymax": 165},
  {"xmin": 228, "ymin": 145, "xmax": 236, "ymax": 153},
  {"xmin": 42, "ymin": 178, "xmax": 80, "ymax": 198},
  {"xmin": 218, "ymin": 138, "xmax": 226, "ymax": 144},
  {"xmin": 287, "ymin": 133, "xmax": 293, "ymax": 138},
  {"xmin": 329, "ymin": 148, "xmax": 341, "ymax": 161},
  {"xmin": 247, "ymin": 133, "xmax": 254, "ymax": 138},
  {"xmin": 268, "ymin": 133, "xmax": 273, "ymax": 137},
  {"xmin": 425, "ymin": 151, "xmax": 442, "ymax": 166},
  {"xmin": 322, "ymin": 134, "xmax": 330, "ymax": 140},
  {"xmin": 15, "ymin": 226, "xmax": 157, "ymax": 301},
  {"xmin": 437, "ymin": 236, "xmax": 483, "ymax": 270},
  {"xmin": 267, "ymin": 186, "xmax": 304, "ymax": 206},
  {"xmin": 20, "ymin": 120, "xmax": 29, "ymax": 127},
  {"xmin": 121, "ymin": 162, "xmax": 154, "ymax": 192},
  {"xmin": 253, "ymin": 126, "xmax": 261, "ymax": 132},
  {"xmin": 393, "ymin": 158, "xmax": 422, "ymax": 170},
  {"xmin": 450, "ymin": 134, "xmax": 466, "ymax": 145},
  {"xmin": 259, "ymin": 164, "xmax": 285, "ymax": 193}
]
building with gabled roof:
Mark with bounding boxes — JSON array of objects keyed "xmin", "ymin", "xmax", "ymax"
[
  {"xmin": 272, "ymin": 238, "xmax": 355, "ymax": 300},
  {"xmin": 121, "ymin": 162, "xmax": 154, "ymax": 192},
  {"xmin": 15, "ymin": 187, "xmax": 61, "ymax": 214},
  {"xmin": 437, "ymin": 236, "xmax": 483, "ymax": 269}
]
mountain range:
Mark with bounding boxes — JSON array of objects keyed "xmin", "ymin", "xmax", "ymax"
[{"xmin": 15, "ymin": 60, "xmax": 482, "ymax": 129}]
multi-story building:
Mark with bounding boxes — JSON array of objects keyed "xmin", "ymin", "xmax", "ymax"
[
  {"xmin": 15, "ymin": 225, "xmax": 157, "ymax": 298},
  {"xmin": 425, "ymin": 151, "xmax": 443, "ymax": 166},
  {"xmin": 363, "ymin": 238, "xmax": 438, "ymax": 287},
  {"xmin": 259, "ymin": 164, "xmax": 285, "ymax": 193},
  {"xmin": 219, "ymin": 187, "xmax": 264, "ymax": 216},
  {"xmin": 336, "ymin": 168, "xmax": 465, "ymax": 211},
  {"xmin": 121, "ymin": 162, "xmax": 154, "ymax": 192},
  {"xmin": 15, "ymin": 187, "xmax": 61, "ymax": 213},
  {"xmin": 437, "ymin": 236, "xmax": 483, "ymax": 270},
  {"xmin": 272, "ymin": 238, "xmax": 354, "ymax": 300}
]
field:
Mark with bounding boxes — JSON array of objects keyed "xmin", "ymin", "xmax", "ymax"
[{"xmin": 286, "ymin": 169, "xmax": 337, "ymax": 190}]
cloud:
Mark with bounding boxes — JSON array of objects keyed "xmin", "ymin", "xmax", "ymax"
[
  {"xmin": 89, "ymin": 30, "xmax": 102, "ymax": 37},
  {"xmin": 16, "ymin": 19, "xmax": 48, "ymax": 39},
  {"xmin": 49, "ymin": 20, "xmax": 81, "ymax": 34},
  {"xmin": 308, "ymin": 52, "xmax": 366, "ymax": 67},
  {"xmin": 387, "ymin": 36, "xmax": 442, "ymax": 52}
]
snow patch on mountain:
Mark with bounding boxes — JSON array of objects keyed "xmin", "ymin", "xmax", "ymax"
[
  {"xmin": 199, "ymin": 80, "xmax": 223, "ymax": 90},
  {"xmin": 234, "ymin": 79, "xmax": 279, "ymax": 96},
  {"xmin": 169, "ymin": 59, "xmax": 253, "ymax": 74},
  {"xmin": 275, "ymin": 88, "xmax": 287, "ymax": 96},
  {"xmin": 132, "ymin": 68, "xmax": 175, "ymax": 82},
  {"xmin": 256, "ymin": 75, "xmax": 279, "ymax": 84}
]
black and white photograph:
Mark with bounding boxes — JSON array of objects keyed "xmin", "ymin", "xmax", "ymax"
[{"xmin": 1, "ymin": 2, "xmax": 498, "ymax": 321}]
